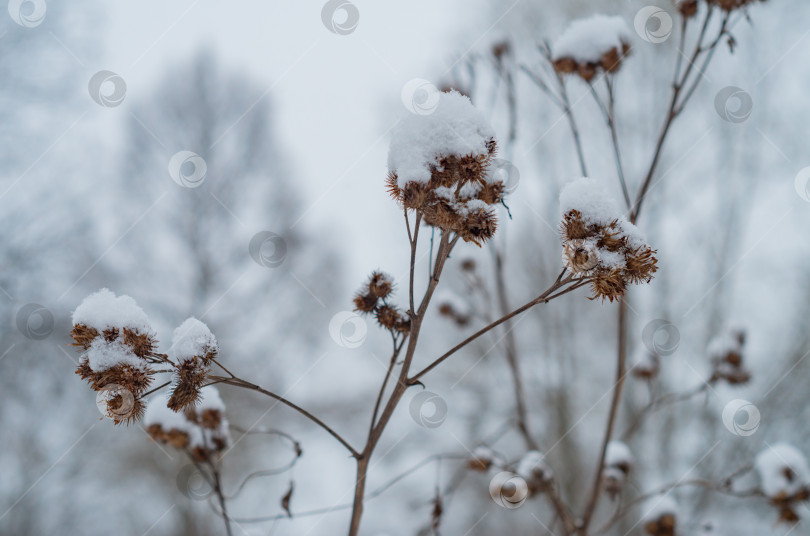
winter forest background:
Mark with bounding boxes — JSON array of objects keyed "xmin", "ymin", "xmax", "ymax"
[{"xmin": 1, "ymin": 0, "xmax": 809, "ymax": 535}]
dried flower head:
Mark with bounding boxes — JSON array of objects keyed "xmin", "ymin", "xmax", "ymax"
[
  {"xmin": 145, "ymin": 386, "xmax": 231, "ymax": 461},
  {"xmin": 516, "ymin": 450, "xmax": 554, "ymax": 496},
  {"xmin": 708, "ymin": 328, "xmax": 750, "ymax": 385},
  {"xmin": 352, "ymin": 271, "xmax": 410, "ymax": 335},
  {"xmin": 387, "ymin": 91, "xmax": 503, "ymax": 246},
  {"xmin": 631, "ymin": 347, "xmax": 661, "ymax": 381},
  {"xmin": 167, "ymin": 318, "xmax": 218, "ymax": 411},
  {"xmin": 602, "ymin": 441, "xmax": 634, "ymax": 498},
  {"xmin": 435, "ymin": 290, "xmax": 472, "ymax": 327},
  {"xmin": 559, "ymin": 178, "xmax": 658, "ymax": 301},
  {"xmin": 552, "ymin": 15, "xmax": 632, "ymax": 81},
  {"xmin": 755, "ymin": 443, "xmax": 810, "ymax": 524},
  {"xmin": 641, "ymin": 496, "xmax": 678, "ymax": 536},
  {"xmin": 71, "ymin": 289, "xmax": 161, "ymax": 424}
]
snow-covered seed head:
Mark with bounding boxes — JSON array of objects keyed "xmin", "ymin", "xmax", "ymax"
[
  {"xmin": 71, "ymin": 289, "xmax": 161, "ymax": 425},
  {"xmin": 708, "ymin": 328, "xmax": 751, "ymax": 385},
  {"xmin": 755, "ymin": 443, "xmax": 810, "ymax": 522},
  {"xmin": 641, "ymin": 495, "xmax": 678, "ymax": 536},
  {"xmin": 167, "ymin": 318, "xmax": 219, "ymax": 412},
  {"xmin": 559, "ymin": 179, "xmax": 658, "ymax": 302},
  {"xmin": 387, "ymin": 91, "xmax": 503, "ymax": 246},
  {"xmin": 552, "ymin": 15, "xmax": 632, "ymax": 81}
]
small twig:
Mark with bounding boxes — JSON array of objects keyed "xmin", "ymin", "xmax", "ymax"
[{"xmin": 210, "ymin": 376, "xmax": 360, "ymax": 458}]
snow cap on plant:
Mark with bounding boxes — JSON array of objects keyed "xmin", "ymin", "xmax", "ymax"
[
  {"xmin": 167, "ymin": 317, "xmax": 218, "ymax": 412},
  {"xmin": 386, "ymin": 90, "xmax": 502, "ymax": 246},
  {"xmin": 552, "ymin": 15, "xmax": 632, "ymax": 81},
  {"xmin": 641, "ymin": 495, "xmax": 678, "ymax": 536},
  {"xmin": 516, "ymin": 450, "xmax": 554, "ymax": 496},
  {"xmin": 72, "ymin": 289, "xmax": 161, "ymax": 424},
  {"xmin": 708, "ymin": 327, "xmax": 750, "ymax": 385},
  {"xmin": 755, "ymin": 443, "xmax": 810, "ymax": 524},
  {"xmin": 602, "ymin": 441, "xmax": 634, "ymax": 498},
  {"xmin": 467, "ymin": 445, "xmax": 503, "ymax": 472},
  {"xmin": 145, "ymin": 386, "xmax": 231, "ymax": 462},
  {"xmin": 559, "ymin": 178, "xmax": 658, "ymax": 301}
]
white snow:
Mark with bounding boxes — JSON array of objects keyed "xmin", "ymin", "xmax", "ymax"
[
  {"xmin": 632, "ymin": 347, "xmax": 659, "ymax": 372},
  {"xmin": 641, "ymin": 494, "xmax": 678, "ymax": 522},
  {"xmin": 388, "ymin": 90, "xmax": 495, "ymax": 187},
  {"xmin": 708, "ymin": 328, "xmax": 744, "ymax": 360},
  {"xmin": 85, "ymin": 338, "xmax": 147, "ymax": 372},
  {"xmin": 516, "ymin": 450, "xmax": 551, "ymax": 480},
  {"xmin": 755, "ymin": 443, "xmax": 810, "ymax": 498},
  {"xmin": 197, "ymin": 385, "xmax": 226, "ymax": 412},
  {"xmin": 144, "ymin": 395, "xmax": 194, "ymax": 432},
  {"xmin": 560, "ymin": 178, "xmax": 621, "ymax": 226},
  {"xmin": 171, "ymin": 317, "xmax": 217, "ymax": 363},
  {"xmin": 605, "ymin": 440, "xmax": 634, "ymax": 469},
  {"xmin": 559, "ymin": 177, "xmax": 648, "ymax": 245},
  {"xmin": 552, "ymin": 14, "xmax": 631, "ymax": 64},
  {"xmin": 73, "ymin": 288, "xmax": 154, "ymax": 335}
]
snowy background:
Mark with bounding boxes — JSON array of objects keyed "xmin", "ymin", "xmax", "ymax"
[{"xmin": 2, "ymin": 0, "xmax": 810, "ymax": 534}]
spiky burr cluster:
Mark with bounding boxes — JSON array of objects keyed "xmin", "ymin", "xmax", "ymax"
[
  {"xmin": 71, "ymin": 289, "xmax": 225, "ymax": 429},
  {"xmin": 353, "ymin": 271, "xmax": 410, "ymax": 335},
  {"xmin": 559, "ymin": 178, "xmax": 658, "ymax": 302},
  {"xmin": 386, "ymin": 90, "xmax": 503, "ymax": 246},
  {"xmin": 72, "ymin": 289, "xmax": 163, "ymax": 424},
  {"xmin": 551, "ymin": 15, "xmax": 632, "ymax": 82},
  {"xmin": 145, "ymin": 386, "xmax": 231, "ymax": 462}
]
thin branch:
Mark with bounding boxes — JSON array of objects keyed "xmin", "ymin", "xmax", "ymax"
[
  {"xmin": 210, "ymin": 376, "xmax": 360, "ymax": 458},
  {"xmin": 408, "ymin": 270, "xmax": 583, "ymax": 384}
]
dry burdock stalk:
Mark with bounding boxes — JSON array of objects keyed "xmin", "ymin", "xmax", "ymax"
[
  {"xmin": 386, "ymin": 90, "xmax": 503, "ymax": 246},
  {"xmin": 551, "ymin": 15, "xmax": 632, "ymax": 82},
  {"xmin": 559, "ymin": 178, "xmax": 658, "ymax": 301}
]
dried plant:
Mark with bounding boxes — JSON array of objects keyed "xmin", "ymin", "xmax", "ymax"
[{"xmin": 64, "ymin": 1, "xmax": 805, "ymax": 535}]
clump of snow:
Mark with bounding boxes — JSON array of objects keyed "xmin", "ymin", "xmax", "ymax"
[
  {"xmin": 197, "ymin": 385, "xmax": 226, "ymax": 412},
  {"xmin": 516, "ymin": 450, "xmax": 552, "ymax": 481},
  {"xmin": 552, "ymin": 15, "xmax": 631, "ymax": 64},
  {"xmin": 559, "ymin": 177, "xmax": 647, "ymax": 245},
  {"xmin": 708, "ymin": 328, "xmax": 744, "ymax": 360},
  {"xmin": 559, "ymin": 178, "xmax": 621, "ymax": 226},
  {"xmin": 755, "ymin": 443, "xmax": 810, "ymax": 499},
  {"xmin": 605, "ymin": 440, "xmax": 634, "ymax": 469},
  {"xmin": 388, "ymin": 90, "xmax": 495, "ymax": 187},
  {"xmin": 72, "ymin": 288, "xmax": 154, "ymax": 334},
  {"xmin": 171, "ymin": 317, "xmax": 217, "ymax": 363},
  {"xmin": 632, "ymin": 347, "xmax": 660, "ymax": 376},
  {"xmin": 85, "ymin": 338, "xmax": 147, "ymax": 373},
  {"xmin": 641, "ymin": 495, "xmax": 678, "ymax": 522},
  {"xmin": 144, "ymin": 395, "xmax": 194, "ymax": 433}
]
